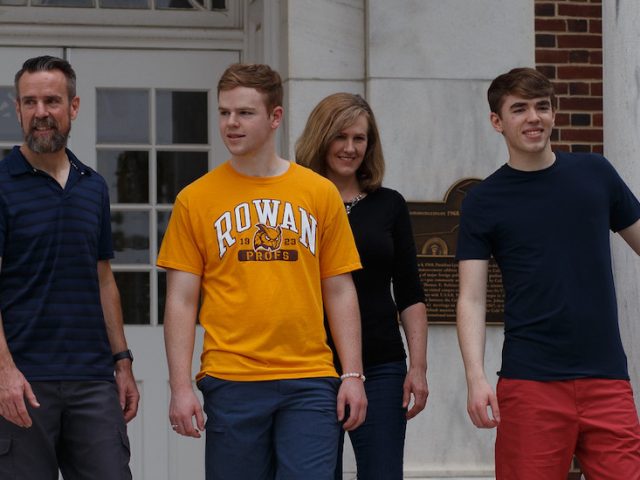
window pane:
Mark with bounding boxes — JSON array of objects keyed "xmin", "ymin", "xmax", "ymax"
[
  {"xmin": 100, "ymin": 0, "xmax": 148, "ymax": 8},
  {"xmin": 157, "ymin": 210, "xmax": 171, "ymax": 253},
  {"xmin": 98, "ymin": 150, "xmax": 149, "ymax": 203},
  {"xmin": 111, "ymin": 210, "xmax": 149, "ymax": 264},
  {"xmin": 97, "ymin": 89, "xmax": 149, "ymax": 144},
  {"xmin": 114, "ymin": 272, "xmax": 150, "ymax": 325},
  {"xmin": 155, "ymin": 0, "xmax": 195, "ymax": 9},
  {"xmin": 155, "ymin": 0, "xmax": 225, "ymax": 9},
  {"xmin": 0, "ymin": 87, "xmax": 21, "ymax": 142},
  {"xmin": 33, "ymin": 0, "xmax": 94, "ymax": 6},
  {"xmin": 156, "ymin": 90, "xmax": 208, "ymax": 145},
  {"xmin": 157, "ymin": 151, "xmax": 208, "ymax": 204},
  {"xmin": 157, "ymin": 270, "xmax": 166, "ymax": 324},
  {"xmin": 0, "ymin": 0, "xmax": 26, "ymax": 6}
]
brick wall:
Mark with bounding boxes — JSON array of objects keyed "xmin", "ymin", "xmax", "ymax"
[
  {"xmin": 535, "ymin": 4, "xmax": 603, "ymax": 475},
  {"xmin": 535, "ymin": 0, "xmax": 603, "ymax": 153}
]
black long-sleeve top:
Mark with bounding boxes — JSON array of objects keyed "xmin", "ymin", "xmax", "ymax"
[{"xmin": 335, "ymin": 187, "xmax": 425, "ymax": 369}]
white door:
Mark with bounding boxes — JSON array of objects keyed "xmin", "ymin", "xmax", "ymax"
[
  {"xmin": 70, "ymin": 48, "xmax": 238, "ymax": 480},
  {"xmin": 0, "ymin": 47, "xmax": 238, "ymax": 479}
]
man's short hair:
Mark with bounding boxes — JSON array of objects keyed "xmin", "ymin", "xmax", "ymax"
[
  {"xmin": 487, "ymin": 67, "xmax": 556, "ymax": 115},
  {"xmin": 15, "ymin": 56, "xmax": 77, "ymax": 100},
  {"xmin": 217, "ymin": 63, "xmax": 283, "ymax": 114}
]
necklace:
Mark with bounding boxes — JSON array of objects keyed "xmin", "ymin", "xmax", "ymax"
[{"xmin": 345, "ymin": 193, "xmax": 365, "ymax": 215}]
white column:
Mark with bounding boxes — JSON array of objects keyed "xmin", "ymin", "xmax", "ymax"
[
  {"xmin": 281, "ymin": 0, "xmax": 366, "ymax": 160},
  {"xmin": 603, "ymin": 0, "xmax": 640, "ymax": 404},
  {"xmin": 367, "ymin": 0, "xmax": 533, "ymax": 477}
]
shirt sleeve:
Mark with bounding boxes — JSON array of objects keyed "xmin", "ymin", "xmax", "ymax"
[
  {"xmin": 604, "ymin": 157, "xmax": 640, "ymax": 232},
  {"xmin": 455, "ymin": 191, "xmax": 493, "ymax": 261},
  {"xmin": 157, "ymin": 193, "xmax": 205, "ymax": 276},
  {"xmin": 0, "ymin": 195, "xmax": 6, "ymax": 257},
  {"xmin": 97, "ymin": 180, "xmax": 114, "ymax": 260},
  {"xmin": 390, "ymin": 191, "xmax": 425, "ymax": 312}
]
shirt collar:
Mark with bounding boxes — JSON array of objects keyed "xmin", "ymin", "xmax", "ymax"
[{"xmin": 6, "ymin": 145, "xmax": 92, "ymax": 177}]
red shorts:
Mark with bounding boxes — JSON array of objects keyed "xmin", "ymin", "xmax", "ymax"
[{"xmin": 495, "ymin": 378, "xmax": 640, "ymax": 480}]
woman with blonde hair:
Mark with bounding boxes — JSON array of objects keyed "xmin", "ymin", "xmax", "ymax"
[{"xmin": 296, "ymin": 93, "xmax": 429, "ymax": 479}]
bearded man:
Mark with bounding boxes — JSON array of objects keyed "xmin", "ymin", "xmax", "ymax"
[{"xmin": 0, "ymin": 55, "xmax": 139, "ymax": 480}]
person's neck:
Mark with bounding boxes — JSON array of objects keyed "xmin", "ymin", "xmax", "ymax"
[
  {"xmin": 20, "ymin": 145, "xmax": 70, "ymax": 183},
  {"xmin": 229, "ymin": 151, "xmax": 290, "ymax": 178},
  {"xmin": 507, "ymin": 148, "xmax": 556, "ymax": 172},
  {"xmin": 327, "ymin": 174, "xmax": 362, "ymax": 202}
]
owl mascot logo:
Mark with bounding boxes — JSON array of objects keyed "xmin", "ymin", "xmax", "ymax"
[{"xmin": 253, "ymin": 224, "xmax": 282, "ymax": 251}]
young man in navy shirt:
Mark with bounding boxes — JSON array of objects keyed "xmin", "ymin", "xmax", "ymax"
[
  {"xmin": 456, "ymin": 67, "xmax": 640, "ymax": 479},
  {"xmin": 0, "ymin": 56, "xmax": 139, "ymax": 479}
]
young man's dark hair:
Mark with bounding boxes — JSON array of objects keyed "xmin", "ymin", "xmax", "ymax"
[{"xmin": 487, "ymin": 67, "xmax": 556, "ymax": 115}]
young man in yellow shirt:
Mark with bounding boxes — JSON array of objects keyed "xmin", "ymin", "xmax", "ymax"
[{"xmin": 158, "ymin": 63, "xmax": 367, "ymax": 479}]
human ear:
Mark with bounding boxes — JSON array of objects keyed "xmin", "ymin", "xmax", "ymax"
[
  {"xmin": 270, "ymin": 106, "xmax": 284, "ymax": 129},
  {"xmin": 490, "ymin": 112, "xmax": 503, "ymax": 134},
  {"xmin": 70, "ymin": 96, "xmax": 80, "ymax": 121}
]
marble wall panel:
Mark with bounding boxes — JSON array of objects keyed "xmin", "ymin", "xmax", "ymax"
[
  {"xmin": 368, "ymin": 78, "xmax": 507, "ymax": 202},
  {"xmin": 603, "ymin": 0, "xmax": 640, "ymax": 405},
  {"xmin": 287, "ymin": 0, "xmax": 365, "ymax": 79},
  {"xmin": 368, "ymin": 0, "xmax": 534, "ymax": 80}
]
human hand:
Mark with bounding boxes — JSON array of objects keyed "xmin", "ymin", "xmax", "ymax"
[
  {"xmin": 0, "ymin": 365, "xmax": 39, "ymax": 427},
  {"xmin": 169, "ymin": 388, "xmax": 205, "ymax": 438},
  {"xmin": 115, "ymin": 361, "xmax": 140, "ymax": 423},
  {"xmin": 403, "ymin": 366, "xmax": 428, "ymax": 420},
  {"xmin": 336, "ymin": 378, "xmax": 367, "ymax": 431},
  {"xmin": 467, "ymin": 377, "xmax": 499, "ymax": 428}
]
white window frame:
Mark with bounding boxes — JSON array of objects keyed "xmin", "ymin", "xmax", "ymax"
[{"xmin": 0, "ymin": 0, "xmax": 244, "ymax": 49}]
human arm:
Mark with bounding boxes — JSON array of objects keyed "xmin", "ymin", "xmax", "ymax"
[
  {"xmin": 163, "ymin": 268, "xmax": 205, "ymax": 438},
  {"xmin": 399, "ymin": 302, "xmax": 428, "ymax": 419},
  {"xmin": 0, "ymin": 258, "xmax": 40, "ymax": 427},
  {"xmin": 390, "ymin": 193, "xmax": 429, "ymax": 419},
  {"xmin": 322, "ymin": 273, "xmax": 367, "ymax": 431},
  {"xmin": 618, "ymin": 219, "xmax": 640, "ymax": 255},
  {"xmin": 98, "ymin": 260, "xmax": 139, "ymax": 423},
  {"xmin": 456, "ymin": 259, "xmax": 499, "ymax": 428}
]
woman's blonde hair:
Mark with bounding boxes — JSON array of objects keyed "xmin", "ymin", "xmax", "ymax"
[{"xmin": 296, "ymin": 93, "xmax": 384, "ymax": 192}]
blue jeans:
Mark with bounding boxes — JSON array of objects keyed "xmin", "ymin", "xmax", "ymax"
[
  {"xmin": 336, "ymin": 361, "xmax": 407, "ymax": 480},
  {"xmin": 197, "ymin": 375, "xmax": 341, "ymax": 480}
]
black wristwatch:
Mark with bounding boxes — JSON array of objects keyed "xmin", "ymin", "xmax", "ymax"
[{"xmin": 113, "ymin": 349, "xmax": 134, "ymax": 363}]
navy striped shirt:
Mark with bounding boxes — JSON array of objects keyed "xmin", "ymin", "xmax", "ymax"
[{"xmin": 0, "ymin": 146, "xmax": 115, "ymax": 381}]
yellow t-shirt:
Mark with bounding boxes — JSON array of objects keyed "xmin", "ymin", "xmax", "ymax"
[{"xmin": 157, "ymin": 162, "xmax": 361, "ymax": 381}]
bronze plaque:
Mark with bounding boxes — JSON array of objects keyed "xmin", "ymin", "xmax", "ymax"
[{"xmin": 407, "ymin": 179, "xmax": 504, "ymax": 324}]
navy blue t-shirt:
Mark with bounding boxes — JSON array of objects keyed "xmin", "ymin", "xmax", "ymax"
[
  {"xmin": 456, "ymin": 152, "xmax": 640, "ymax": 380},
  {"xmin": 0, "ymin": 146, "xmax": 115, "ymax": 381}
]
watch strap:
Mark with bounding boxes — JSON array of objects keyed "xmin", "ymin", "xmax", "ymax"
[{"xmin": 113, "ymin": 349, "xmax": 133, "ymax": 363}]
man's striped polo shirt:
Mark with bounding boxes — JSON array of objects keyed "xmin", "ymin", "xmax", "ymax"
[{"xmin": 0, "ymin": 146, "xmax": 115, "ymax": 381}]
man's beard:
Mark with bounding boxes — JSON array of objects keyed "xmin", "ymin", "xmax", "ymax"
[{"xmin": 25, "ymin": 117, "xmax": 70, "ymax": 154}]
